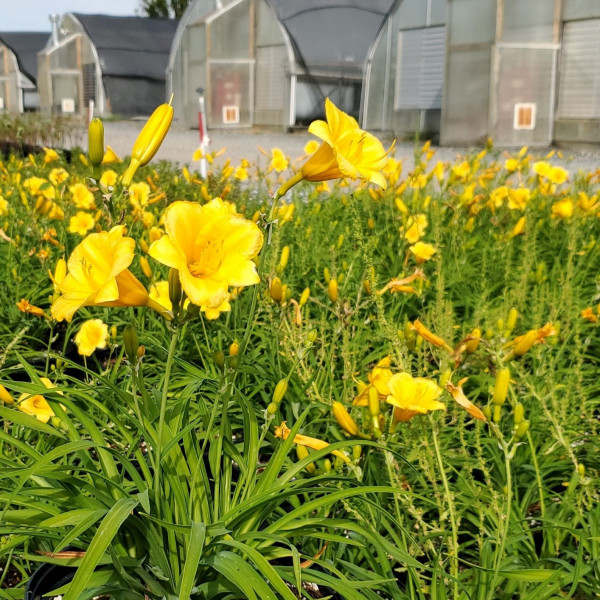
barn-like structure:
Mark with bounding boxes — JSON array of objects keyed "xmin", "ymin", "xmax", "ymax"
[
  {"xmin": 37, "ymin": 14, "xmax": 177, "ymax": 117},
  {"xmin": 167, "ymin": 0, "xmax": 399, "ymax": 129},
  {"xmin": 0, "ymin": 32, "xmax": 49, "ymax": 113}
]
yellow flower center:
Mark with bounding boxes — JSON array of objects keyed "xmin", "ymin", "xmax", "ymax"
[{"xmin": 188, "ymin": 240, "xmax": 224, "ymax": 277}]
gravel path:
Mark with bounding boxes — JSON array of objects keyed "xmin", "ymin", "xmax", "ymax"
[{"xmin": 75, "ymin": 120, "xmax": 600, "ymax": 175}]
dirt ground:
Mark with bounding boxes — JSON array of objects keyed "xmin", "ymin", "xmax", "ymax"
[{"xmin": 74, "ymin": 120, "xmax": 600, "ymax": 175}]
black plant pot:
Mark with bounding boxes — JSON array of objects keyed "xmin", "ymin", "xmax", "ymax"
[{"xmin": 25, "ymin": 563, "xmax": 76, "ymax": 600}]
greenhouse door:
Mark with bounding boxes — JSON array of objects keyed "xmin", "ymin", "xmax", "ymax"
[{"xmin": 491, "ymin": 44, "xmax": 559, "ymax": 146}]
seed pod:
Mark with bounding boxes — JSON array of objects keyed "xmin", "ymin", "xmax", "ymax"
[
  {"xmin": 273, "ymin": 378, "xmax": 288, "ymax": 404},
  {"xmin": 465, "ymin": 328, "xmax": 481, "ymax": 353},
  {"xmin": 492, "ymin": 368, "xmax": 510, "ymax": 405},
  {"xmin": 328, "ymin": 278, "xmax": 338, "ymax": 303},
  {"xmin": 213, "ymin": 350, "xmax": 225, "ymax": 369},
  {"xmin": 512, "ymin": 329, "xmax": 537, "ymax": 357},
  {"xmin": 299, "ymin": 287, "xmax": 310, "ymax": 307},
  {"xmin": 140, "ymin": 256, "xmax": 153, "ymax": 279},
  {"xmin": 122, "ymin": 101, "xmax": 174, "ymax": 186},
  {"xmin": 513, "ymin": 402, "xmax": 524, "ymax": 425},
  {"xmin": 515, "ymin": 419, "xmax": 530, "ymax": 438},
  {"xmin": 506, "ymin": 308, "xmax": 518, "ymax": 333},
  {"xmin": 333, "ymin": 401, "xmax": 359, "ymax": 436},
  {"xmin": 307, "ymin": 329, "xmax": 318, "ymax": 343},
  {"xmin": 88, "ymin": 118, "xmax": 105, "ymax": 167},
  {"xmin": 123, "ymin": 324, "xmax": 139, "ymax": 364},
  {"xmin": 270, "ymin": 277, "xmax": 283, "ymax": 303},
  {"xmin": 168, "ymin": 267, "xmax": 182, "ymax": 310}
]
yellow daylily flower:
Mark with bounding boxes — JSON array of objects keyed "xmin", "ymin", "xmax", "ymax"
[
  {"xmin": 270, "ymin": 148, "xmax": 289, "ymax": 172},
  {"xmin": 68, "ymin": 211, "xmax": 95, "ymax": 236},
  {"xmin": 74, "ymin": 319, "xmax": 109, "ymax": 356},
  {"xmin": 49, "ymin": 168, "xmax": 69, "ymax": 186},
  {"xmin": 70, "ymin": 183, "xmax": 95, "ymax": 210},
  {"xmin": 386, "ymin": 372, "xmax": 445, "ymax": 423},
  {"xmin": 410, "ymin": 241, "xmax": 436, "ymax": 263},
  {"xmin": 412, "ymin": 319, "xmax": 453, "ymax": 353},
  {"xmin": 102, "ymin": 145, "xmax": 122, "ymax": 164},
  {"xmin": 445, "ymin": 378, "xmax": 486, "ymax": 421},
  {"xmin": 43, "ymin": 147, "xmax": 59, "ymax": 164},
  {"xmin": 404, "ymin": 214, "xmax": 428, "ymax": 244},
  {"xmin": 16, "ymin": 299, "xmax": 48, "ymax": 319},
  {"xmin": 277, "ymin": 98, "xmax": 393, "ymax": 195},
  {"xmin": 18, "ymin": 394, "xmax": 55, "ymax": 423},
  {"xmin": 51, "ymin": 226, "xmax": 163, "ymax": 322},
  {"xmin": 149, "ymin": 199, "xmax": 263, "ymax": 309},
  {"xmin": 99, "ymin": 169, "xmax": 118, "ymax": 190},
  {"xmin": 551, "ymin": 198, "xmax": 574, "ymax": 219}
]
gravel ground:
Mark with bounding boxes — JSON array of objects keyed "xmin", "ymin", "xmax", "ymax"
[{"xmin": 73, "ymin": 119, "xmax": 600, "ymax": 175}]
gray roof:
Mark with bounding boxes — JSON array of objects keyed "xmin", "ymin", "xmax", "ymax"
[
  {"xmin": 265, "ymin": 0, "xmax": 399, "ymax": 76},
  {"xmin": 0, "ymin": 32, "xmax": 49, "ymax": 84},
  {"xmin": 72, "ymin": 14, "xmax": 178, "ymax": 81}
]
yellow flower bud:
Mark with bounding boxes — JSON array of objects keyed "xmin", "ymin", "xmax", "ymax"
[
  {"xmin": 267, "ymin": 402, "xmax": 278, "ymax": 415},
  {"xmin": 493, "ymin": 404, "xmax": 502, "ymax": 422},
  {"xmin": 273, "ymin": 378, "xmax": 288, "ymax": 404},
  {"xmin": 296, "ymin": 444, "xmax": 316, "ymax": 474},
  {"xmin": 122, "ymin": 101, "xmax": 174, "ymax": 186},
  {"xmin": 492, "ymin": 368, "xmax": 510, "ymax": 405},
  {"xmin": 140, "ymin": 239, "xmax": 150, "ymax": 253},
  {"xmin": 278, "ymin": 245, "xmax": 290, "ymax": 271},
  {"xmin": 513, "ymin": 402, "xmax": 524, "ymax": 425},
  {"xmin": 0, "ymin": 384, "xmax": 14, "ymax": 405},
  {"xmin": 299, "ymin": 287, "xmax": 310, "ymax": 307},
  {"xmin": 512, "ymin": 329, "xmax": 537, "ymax": 357},
  {"xmin": 577, "ymin": 463, "xmax": 585, "ymax": 478},
  {"xmin": 515, "ymin": 419, "xmax": 530, "ymax": 438},
  {"xmin": 324, "ymin": 458, "xmax": 332, "ymax": 472},
  {"xmin": 363, "ymin": 279, "xmax": 372, "ymax": 296},
  {"xmin": 140, "ymin": 256, "xmax": 153, "ymax": 279},
  {"xmin": 270, "ymin": 277, "xmax": 283, "ymax": 303},
  {"xmin": 466, "ymin": 328, "xmax": 481, "ymax": 353},
  {"xmin": 367, "ymin": 217, "xmax": 375, "ymax": 229},
  {"xmin": 333, "ymin": 401, "xmax": 359, "ymax": 436},
  {"xmin": 88, "ymin": 118, "xmax": 105, "ymax": 168},
  {"xmin": 307, "ymin": 329, "xmax": 318, "ymax": 343},
  {"xmin": 353, "ymin": 445, "xmax": 362, "ymax": 461},
  {"xmin": 323, "ymin": 267, "xmax": 331, "ymax": 283},
  {"xmin": 337, "ymin": 233, "xmax": 345, "ymax": 249},
  {"xmin": 328, "ymin": 278, "xmax": 338, "ymax": 303},
  {"xmin": 506, "ymin": 308, "xmax": 518, "ymax": 333},
  {"xmin": 497, "ymin": 318, "xmax": 504, "ymax": 332},
  {"xmin": 229, "ymin": 341, "xmax": 239, "ymax": 356},
  {"xmin": 483, "ymin": 405, "xmax": 492, "ymax": 421}
]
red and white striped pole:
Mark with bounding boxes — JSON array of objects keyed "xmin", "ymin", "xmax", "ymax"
[{"xmin": 196, "ymin": 87, "xmax": 209, "ymax": 179}]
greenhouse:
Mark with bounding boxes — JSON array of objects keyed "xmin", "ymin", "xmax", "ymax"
[
  {"xmin": 0, "ymin": 32, "xmax": 49, "ymax": 113},
  {"xmin": 362, "ymin": 0, "xmax": 447, "ymax": 140},
  {"xmin": 440, "ymin": 0, "xmax": 600, "ymax": 146},
  {"xmin": 167, "ymin": 0, "xmax": 398, "ymax": 130},
  {"xmin": 37, "ymin": 14, "xmax": 177, "ymax": 117}
]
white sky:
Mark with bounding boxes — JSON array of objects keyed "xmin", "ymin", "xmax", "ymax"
[{"xmin": 1, "ymin": 0, "xmax": 142, "ymax": 31}]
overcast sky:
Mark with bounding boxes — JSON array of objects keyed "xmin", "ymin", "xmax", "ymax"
[{"xmin": 1, "ymin": 1, "xmax": 142, "ymax": 31}]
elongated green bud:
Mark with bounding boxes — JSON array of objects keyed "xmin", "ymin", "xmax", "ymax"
[
  {"xmin": 123, "ymin": 324, "xmax": 139, "ymax": 364},
  {"xmin": 88, "ymin": 118, "xmax": 105, "ymax": 167},
  {"xmin": 168, "ymin": 268, "xmax": 182, "ymax": 310},
  {"xmin": 515, "ymin": 419, "xmax": 530, "ymax": 438},
  {"xmin": 506, "ymin": 307, "xmax": 518, "ymax": 333},
  {"xmin": 213, "ymin": 350, "xmax": 225, "ymax": 369},
  {"xmin": 493, "ymin": 404, "xmax": 502, "ymax": 423},
  {"xmin": 277, "ymin": 246, "xmax": 290, "ymax": 272},
  {"xmin": 122, "ymin": 101, "xmax": 174, "ymax": 186},
  {"xmin": 299, "ymin": 287, "xmax": 310, "ymax": 307},
  {"xmin": 270, "ymin": 277, "xmax": 283, "ymax": 303},
  {"xmin": 273, "ymin": 378, "xmax": 288, "ymax": 404}
]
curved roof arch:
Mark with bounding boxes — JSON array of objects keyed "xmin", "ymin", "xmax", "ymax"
[
  {"xmin": 0, "ymin": 32, "xmax": 49, "ymax": 84},
  {"xmin": 264, "ymin": 0, "xmax": 400, "ymax": 76}
]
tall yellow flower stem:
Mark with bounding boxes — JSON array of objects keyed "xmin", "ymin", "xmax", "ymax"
[
  {"xmin": 429, "ymin": 414, "xmax": 459, "ymax": 600},
  {"xmin": 154, "ymin": 326, "xmax": 181, "ymax": 513}
]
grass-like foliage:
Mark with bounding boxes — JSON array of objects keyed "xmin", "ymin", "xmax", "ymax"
[{"xmin": 0, "ymin": 120, "xmax": 598, "ymax": 600}]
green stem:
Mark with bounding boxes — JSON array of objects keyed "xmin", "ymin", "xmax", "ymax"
[
  {"xmin": 154, "ymin": 327, "xmax": 181, "ymax": 512},
  {"xmin": 429, "ymin": 415, "xmax": 459, "ymax": 600}
]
